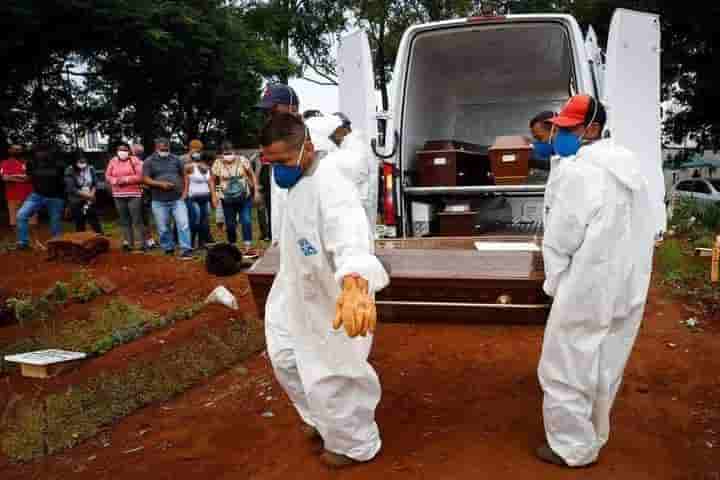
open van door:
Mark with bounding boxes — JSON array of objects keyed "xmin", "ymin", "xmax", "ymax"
[
  {"xmin": 604, "ymin": 8, "xmax": 667, "ymax": 237},
  {"xmin": 585, "ymin": 26, "xmax": 605, "ymax": 100},
  {"xmin": 338, "ymin": 30, "xmax": 380, "ymax": 232}
]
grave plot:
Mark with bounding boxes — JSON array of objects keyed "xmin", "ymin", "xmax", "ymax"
[{"xmin": 0, "ymin": 249, "xmax": 263, "ymax": 461}]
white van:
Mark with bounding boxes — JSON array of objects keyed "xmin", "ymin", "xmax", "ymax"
[{"xmin": 337, "ymin": 8, "xmax": 666, "ymax": 240}]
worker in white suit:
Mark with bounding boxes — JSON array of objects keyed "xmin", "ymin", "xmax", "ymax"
[
  {"xmin": 537, "ymin": 95, "xmax": 660, "ymax": 467},
  {"xmin": 306, "ymin": 112, "xmax": 374, "ymax": 225},
  {"xmin": 260, "ymin": 113, "xmax": 389, "ymax": 469}
]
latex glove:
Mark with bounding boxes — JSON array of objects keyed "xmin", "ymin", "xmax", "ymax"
[{"xmin": 333, "ymin": 276, "xmax": 376, "ymax": 338}]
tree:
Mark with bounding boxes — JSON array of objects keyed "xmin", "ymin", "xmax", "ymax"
[
  {"xmin": 243, "ymin": 0, "xmax": 351, "ymax": 85},
  {"xmin": 0, "ymin": 0, "xmax": 292, "ymax": 149}
]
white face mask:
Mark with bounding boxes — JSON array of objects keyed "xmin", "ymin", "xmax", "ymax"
[
  {"xmin": 158, "ymin": 151, "xmax": 169, "ymax": 158},
  {"xmin": 118, "ymin": 151, "xmax": 129, "ymax": 160},
  {"xmin": 77, "ymin": 162, "xmax": 88, "ymax": 169},
  {"xmin": 223, "ymin": 154, "xmax": 234, "ymax": 162}
]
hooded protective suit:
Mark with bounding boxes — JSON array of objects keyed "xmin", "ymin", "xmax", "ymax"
[
  {"xmin": 306, "ymin": 115, "xmax": 373, "ymax": 226},
  {"xmin": 337, "ymin": 130, "xmax": 373, "ymax": 224},
  {"xmin": 538, "ymin": 138, "xmax": 658, "ymax": 466},
  {"xmin": 265, "ymin": 152, "xmax": 389, "ymax": 461}
]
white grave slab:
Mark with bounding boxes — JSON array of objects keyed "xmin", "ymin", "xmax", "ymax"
[
  {"xmin": 474, "ymin": 242, "xmax": 541, "ymax": 253},
  {"xmin": 4, "ymin": 349, "xmax": 87, "ymax": 378}
]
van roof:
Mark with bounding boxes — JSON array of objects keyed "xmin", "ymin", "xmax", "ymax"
[{"xmin": 405, "ymin": 13, "xmax": 578, "ymax": 36}]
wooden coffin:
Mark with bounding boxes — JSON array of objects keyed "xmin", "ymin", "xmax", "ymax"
[
  {"xmin": 247, "ymin": 237, "xmax": 550, "ymax": 324},
  {"xmin": 415, "ymin": 140, "xmax": 490, "ymax": 187},
  {"xmin": 488, "ymin": 135, "xmax": 532, "ymax": 185},
  {"xmin": 437, "ymin": 211, "xmax": 478, "ymax": 236}
]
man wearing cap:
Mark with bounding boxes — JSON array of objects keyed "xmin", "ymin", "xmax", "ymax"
[
  {"xmin": 256, "ymin": 84, "xmax": 300, "ymax": 243},
  {"xmin": 536, "ymin": 94, "xmax": 661, "ymax": 467}
]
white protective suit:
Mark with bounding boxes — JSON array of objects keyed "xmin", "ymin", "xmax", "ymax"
[
  {"xmin": 338, "ymin": 130, "xmax": 373, "ymax": 224},
  {"xmin": 538, "ymin": 138, "xmax": 659, "ymax": 466},
  {"xmin": 265, "ymin": 152, "xmax": 390, "ymax": 461},
  {"xmin": 306, "ymin": 114, "xmax": 374, "ymax": 231}
]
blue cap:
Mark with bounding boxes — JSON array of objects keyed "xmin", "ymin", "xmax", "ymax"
[{"xmin": 256, "ymin": 84, "xmax": 300, "ymax": 110}]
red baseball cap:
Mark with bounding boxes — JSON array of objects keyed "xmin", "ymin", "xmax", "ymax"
[{"xmin": 549, "ymin": 95, "xmax": 594, "ymax": 128}]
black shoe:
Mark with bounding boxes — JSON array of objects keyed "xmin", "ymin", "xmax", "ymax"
[
  {"xmin": 179, "ymin": 251, "xmax": 194, "ymax": 260},
  {"xmin": 16, "ymin": 243, "xmax": 30, "ymax": 251},
  {"xmin": 536, "ymin": 444, "xmax": 570, "ymax": 467},
  {"xmin": 122, "ymin": 244, "xmax": 132, "ymax": 253},
  {"xmin": 164, "ymin": 250, "xmax": 175, "ymax": 256}
]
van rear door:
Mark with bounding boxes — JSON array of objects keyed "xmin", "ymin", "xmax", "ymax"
[
  {"xmin": 338, "ymin": 30, "xmax": 381, "ymax": 231},
  {"xmin": 604, "ymin": 8, "xmax": 666, "ymax": 236}
]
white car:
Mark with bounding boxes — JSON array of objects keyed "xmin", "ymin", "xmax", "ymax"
[{"xmin": 670, "ymin": 178, "xmax": 720, "ymax": 215}]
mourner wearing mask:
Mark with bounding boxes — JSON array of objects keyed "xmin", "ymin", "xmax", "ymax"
[
  {"xmin": 65, "ymin": 152, "xmax": 103, "ymax": 235},
  {"xmin": 106, "ymin": 143, "xmax": 146, "ymax": 251},
  {"xmin": 185, "ymin": 151, "xmax": 217, "ymax": 249},
  {"xmin": 537, "ymin": 95, "xmax": 662, "ymax": 468},
  {"xmin": 212, "ymin": 141, "xmax": 258, "ymax": 252},
  {"xmin": 142, "ymin": 138, "xmax": 193, "ymax": 259}
]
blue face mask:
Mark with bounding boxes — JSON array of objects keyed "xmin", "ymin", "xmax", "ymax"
[
  {"xmin": 273, "ymin": 136, "xmax": 306, "ymax": 189},
  {"xmin": 552, "ymin": 129, "xmax": 582, "ymax": 157},
  {"xmin": 532, "ymin": 141, "xmax": 554, "ymax": 161}
]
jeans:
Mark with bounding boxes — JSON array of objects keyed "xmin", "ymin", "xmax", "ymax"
[
  {"xmin": 188, "ymin": 195, "xmax": 211, "ymax": 247},
  {"xmin": 69, "ymin": 200, "xmax": 103, "ymax": 235},
  {"xmin": 16, "ymin": 193, "xmax": 64, "ymax": 246},
  {"xmin": 222, "ymin": 197, "xmax": 253, "ymax": 245},
  {"xmin": 151, "ymin": 199, "xmax": 192, "ymax": 253},
  {"xmin": 114, "ymin": 197, "xmax": 145, "ymax": 248}
]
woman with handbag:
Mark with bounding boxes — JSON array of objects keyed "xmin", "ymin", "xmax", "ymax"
[
  {"xmin": 212, "ymin": 142, "xmax": 258, "ymax": 253},
  {"xmin": 106, "ymin": 143, "xmax": 145, "ymax": 251}
]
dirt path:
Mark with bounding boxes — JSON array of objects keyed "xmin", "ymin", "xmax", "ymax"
[{"xmin": 1, "ymin": 279, "xmax": 718, "ymax": 479}]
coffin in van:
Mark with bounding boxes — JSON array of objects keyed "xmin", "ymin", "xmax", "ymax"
[
  {"xmin": 488, "ymin": 136, "xmax": 532, "ymax": 185},
  {"xmin": 415, "ymin": 140, "xmax": 491, "ymax": 187},
  {"xmin": 247, "ymin": 237, "xmax": 550, "ymax": 324}
]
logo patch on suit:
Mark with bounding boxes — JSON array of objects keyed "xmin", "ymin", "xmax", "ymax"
[{"xmin": 298, "ymin": 238, "xmax": 318, "ymax": 257}]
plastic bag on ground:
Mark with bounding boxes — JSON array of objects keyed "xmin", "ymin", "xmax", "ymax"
[{"xmin": 205, "ymin": 286, "xmax": 239, "ymax": 310}]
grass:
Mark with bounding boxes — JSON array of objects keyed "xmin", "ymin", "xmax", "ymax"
[
  {"xmin": 1, "ymin": 314, "xmax": 265, "ymax": 461},
  {"xmin": 1, "ymin": 298, "xmax": 207, "ymax": 366},
  {"xmin": 70, "ymin": 270, "xmax": 103, "ymax": 303},
  {"xmin": 655, "ymin": 235, "xmax": 717, "ymax": 312}
]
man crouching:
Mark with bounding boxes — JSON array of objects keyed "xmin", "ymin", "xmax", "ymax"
[{"xmin": 260, "ymin": 113, "xmax": 389, "ymax": 468}]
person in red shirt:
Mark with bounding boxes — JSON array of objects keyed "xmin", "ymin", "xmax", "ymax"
[{"xmin": 0, "ymin": 145, "xmax": 37, "ymax": 227}]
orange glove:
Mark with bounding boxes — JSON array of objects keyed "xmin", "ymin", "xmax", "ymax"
[{"xmin": 333, "ymin": 275, "xmax": 377, "ymax": 337}]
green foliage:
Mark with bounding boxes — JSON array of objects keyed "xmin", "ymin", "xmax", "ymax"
[
  {"xmin": 1, "ymin": 314, "xmax": 265, "ymax": 461},
  {"xmin": 70, "ymin": 270, "xmax": 102, "ymax": 303},
  {"xmin": 47, "ymin": 281, "xmax": 70, "ymax": 305},
  {"xmin": 656, "ymin": 238, "xmax": 684, "ymax": 277},
  {"xmin": 5, "ymin": 294, "xmax": 37, "ymax": 327},
  {"xmin": 700, "ymin": 203, "xmax": 720, "ymax": 231},
  {"xmin": 0, "ymin": 1, "xmax": 293, "ymax": 147},
  {"xmin": 73, "ymin": 300, "xmax": 159, "ymax": 355}
]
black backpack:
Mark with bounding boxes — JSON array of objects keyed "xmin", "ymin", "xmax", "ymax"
[{"xmin": 205, "ymin": 243, "xmax": 243, "ymax": 276}]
